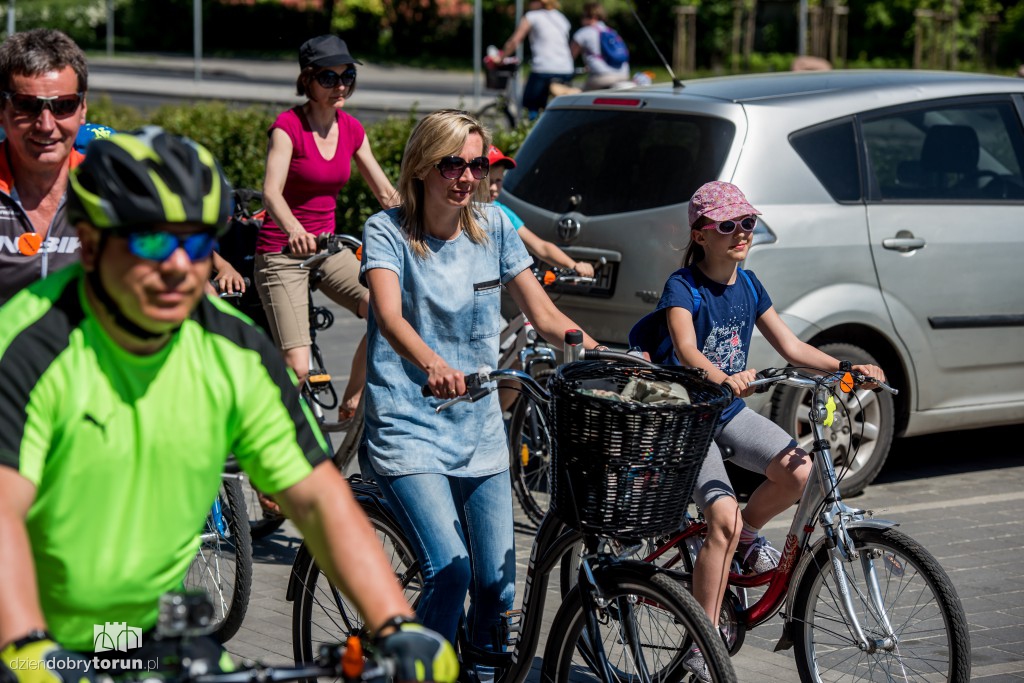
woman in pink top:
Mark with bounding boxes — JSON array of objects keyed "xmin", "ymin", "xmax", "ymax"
[{"xmin": 255, "ymin": 35, "xmax": 398, "ymax": 425}]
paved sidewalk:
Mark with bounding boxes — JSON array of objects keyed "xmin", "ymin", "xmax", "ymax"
[{"xmin": 87, "ymin": 53, "xmax": 493, "ymax": 117}]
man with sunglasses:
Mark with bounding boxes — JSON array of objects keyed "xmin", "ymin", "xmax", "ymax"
[
  {"xmin": 0, "ymin": 127, "xmax": 456, "ymax": 683},
  {"xmin": 0, "ymin": 29, "xmax": 88, "ymax": 306}
]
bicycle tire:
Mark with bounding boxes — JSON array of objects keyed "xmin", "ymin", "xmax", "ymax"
[
  {"xmin": 241, "ymin": 475, "xmax": 287, "ymax": 540},
  {"xmin": 791, "ymin": 526, "xmax": 971, "ymax": 683},
  {"xmin": 291, "ymin": 505, "xmax": 422, "ymax": 665},
  {"xmin": 184, "ymin": 476, "xmax": 253, "ymax": 643},
  {"xmin": 332, "ymin": 393, "xmax": 365, "ymax": 473},
  {"xmin": 508, "ymin": 368, "xmax": 555, "ymax": 525},
  {"xmin": 476, "ymin": 102, "xmax": 515, "ymax": 132},
  {"xmin": 543, "ymin": 568, "xmax": 736, "ymax": 683},
  {"xmin": 559, "ymin": 532, "xmax": 748, "ymax": 656}
]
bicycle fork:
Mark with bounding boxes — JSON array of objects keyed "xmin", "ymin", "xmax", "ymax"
[
  {"xmin": 577, "ymin": 546, "xmax": 655, "ymax": 683},
  {"xmin": 813, "ymin": 444, "xmax": 901, "ymax": 655}
]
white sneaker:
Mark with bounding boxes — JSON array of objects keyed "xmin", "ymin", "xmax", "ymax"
[
  {"xmin": 738, "ymin": 535, "xmax": 781, "ymax": 574},
  {"xmin": 682, "ymin": 647, "xmax": 711, "ymax": 683}
]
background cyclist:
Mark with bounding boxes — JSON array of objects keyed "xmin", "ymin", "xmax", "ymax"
[{"xmin": 0, "ymin": 128, "xmax": 455, "ymax": 683}]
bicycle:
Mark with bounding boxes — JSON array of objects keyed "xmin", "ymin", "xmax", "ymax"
[
  {"xmin": 478, "ymin": 48, "xmax": 583, "ymax": 131},
  {"xmin": 289, "ymin": 338, "xmax": 739, "ymax": 683},
  {"xmin": 183, "ymin": 470, "xmax": 253, "ymax": 644},
  {"xmin": 238, "ymin": 231, "xmax": 369, "ymax": 539},
  {"xmin": 563, "ymin": 364, "xmax": 971, "ymax": 682},
  {"xmin": 99, "ymin": 591, "xmax": 392, "ymax": 683},
  {"xmin": 478, "ymin": 50, "xmax": 521, "ymax": 131},
  {"xmin": 500, "ymin": 264, "xmax": 603, "ymax": 525}
]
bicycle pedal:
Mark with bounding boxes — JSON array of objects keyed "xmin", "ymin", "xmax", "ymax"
[
  {"xmin": 307, "ymin": 373, "xmax": 332, "ymax": 386},
  {"xmin": 500, "ymin": 609, "xmax": 523, "ymax": 646}
]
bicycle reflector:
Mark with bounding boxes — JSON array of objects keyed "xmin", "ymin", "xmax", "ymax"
[
  {"xmin": 342, "ymin": 635, "xmax": 364, "ymax": 679},
  {"xmin": 355, "ymin": 245, "xmax": 363, "ymax": 262},
  {"xmin": 840, "ymin": 372, "xmax": 854, "ymax": 393}
]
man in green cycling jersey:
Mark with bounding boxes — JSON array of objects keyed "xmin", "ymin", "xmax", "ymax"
[{"xmin": 0, "ymin": 127, "xmax": 457, "ymax": 683}]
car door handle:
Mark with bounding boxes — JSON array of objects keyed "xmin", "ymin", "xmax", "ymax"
[{"xmin": 882, "ymin": 231, "xmax": 926, "ymax": 253}]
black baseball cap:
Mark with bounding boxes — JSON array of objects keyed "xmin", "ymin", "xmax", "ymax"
[{"xmin": 299, "ymin": 35, "xmax": 362, "ymax": 70}]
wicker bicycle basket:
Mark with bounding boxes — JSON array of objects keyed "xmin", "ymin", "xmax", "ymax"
[
  {"xmin": 548, "ymin": 361, "xmax": 731, "ymax": 537},
  {"xmin": 485, "ymin": 67, "xmax": 515, "ymax": 91}
]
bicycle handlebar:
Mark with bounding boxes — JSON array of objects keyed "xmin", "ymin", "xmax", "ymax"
[
  {"xmin": 748, "ymin": 367, "xmax": 898, "ymax": 395},
  {"xmin": 420, "ymin": 347, "xmax": 658, "ymax": 413},
  {"xmin": 282, "ymin": 233, "xmax": 363, "ymax": 269}
]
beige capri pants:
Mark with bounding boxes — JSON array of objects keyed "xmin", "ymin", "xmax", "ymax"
[{"xmin": 254, "ymin": 248, "xmax": 366, "ymax": 351}]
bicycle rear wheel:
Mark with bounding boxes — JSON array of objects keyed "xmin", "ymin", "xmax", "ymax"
[
  {"xmin": 291, "ymin": 505, "xmax": 422, "ymax": 664},
  {"xmin": 791, "ymin": 526, "xmax": 971, "ymax": 683},
  {"xmin": 508, "ymin": 368, "xmax": 555, "ymax": 525},
  {"xmin": 544, "ymin": 568, "xmax": 736, "ymax": 683},
  {"xmin": 184, "ymin": 475, "xmax": 253, "ymax": 643}
]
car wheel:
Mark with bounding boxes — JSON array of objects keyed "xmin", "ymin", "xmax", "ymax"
[{"xmin": 769, "ymin": 342, "xmax": 895, "ymax": 496}]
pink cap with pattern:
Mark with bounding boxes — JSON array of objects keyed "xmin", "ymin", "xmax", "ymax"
[{"xmin": 687, "ymin": 181, "xmax": 761, "ymax": 227}]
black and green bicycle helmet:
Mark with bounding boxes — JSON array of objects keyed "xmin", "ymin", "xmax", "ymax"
[{"xmin": 68, "ymin": 125, "xmax": 232, "ymax": 234}]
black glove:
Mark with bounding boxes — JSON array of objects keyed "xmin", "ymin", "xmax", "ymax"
[
  {"xmin": 374, "ymin": 622, "xmax": 458, "ymax": 683},
  {"xmin": 1, "ymin": 633, "xmax": 94, "ymax": 683}
]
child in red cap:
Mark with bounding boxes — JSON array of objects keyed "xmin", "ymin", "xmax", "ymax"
[
  {"xmin": 487, "ymin": 145, "xmax": 594, "ymax": 279},
  {"xmin": 631, "ymin": 181, "xmax": 887, "ymax": 682}
]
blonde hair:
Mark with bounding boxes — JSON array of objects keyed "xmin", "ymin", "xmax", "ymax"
[
  {"xmin": 538, "ymin": 0, "xmax": 561, "ymax": 9},
  {"xmin": 397, "ymin": 109, "xmax": 492, "ymax": 259}
]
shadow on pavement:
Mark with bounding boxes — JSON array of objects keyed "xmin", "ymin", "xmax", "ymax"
[
  {"xmin": 873, "ymin": 424, "xmax": 1017, "ymax": 484},
  {"xmin": 250, "ymin": 533, "xmax": 301, "ymax": 565}
]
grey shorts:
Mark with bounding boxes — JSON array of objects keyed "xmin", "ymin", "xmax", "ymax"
[
  {"xmin": 691, "ymin": 406, "xmax": 798, "ymax": 508},
  {"xmin": 254, "ymin": 249, "xmax": 367, "ymax": 351}
]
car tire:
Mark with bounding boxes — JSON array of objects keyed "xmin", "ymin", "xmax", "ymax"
[{"xmin": 769, "ymin": 342, "xmax": 895, "ymax": 496}]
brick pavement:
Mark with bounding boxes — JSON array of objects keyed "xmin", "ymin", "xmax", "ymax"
[{"xmin": 223, "ymin": 428, "xmax": 1024, "ymax": 681}]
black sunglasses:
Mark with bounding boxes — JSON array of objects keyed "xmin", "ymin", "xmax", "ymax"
[
  {"xmin": 315, "ymin": 68, "xmax": 357, "ymax": 89},
  {"xmin": 435, "ymin": 155, "xmax": 490, "ymax": 180},
  {"xmin": 114, "ymin": 229, "xmax": 218, "ymax": 263},
  {"xmin": 2, "ymin": 91, "xmax": 84, "ymax": 119}
]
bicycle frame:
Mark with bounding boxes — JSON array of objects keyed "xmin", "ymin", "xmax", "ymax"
[{"xmin": 647, "ymin": 370, "xmax": 900, "ymax": 648}]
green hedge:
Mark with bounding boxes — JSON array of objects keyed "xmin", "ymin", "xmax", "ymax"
[{"xmin": 86, "ymin": 97, "xmax": 533, "ymax": 235}]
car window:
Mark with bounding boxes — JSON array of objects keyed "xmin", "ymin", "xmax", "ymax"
[
  {"xmin": 789, "ymin": 118, "xmax": 861, "ymax": 202},
  {"xmin": 862, "ymin": 99, "xmax": 1024, "ymax": 201},
  {"xmin": 503, "ymin": 109, "xmax": 735, "ymax": 216}
]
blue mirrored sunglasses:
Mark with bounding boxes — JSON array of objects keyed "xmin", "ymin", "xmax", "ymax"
[{"xmin": 115, "ymin": 230, "xmax": 218, "ymax": 262}]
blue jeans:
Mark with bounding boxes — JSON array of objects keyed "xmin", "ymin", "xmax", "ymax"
[
  {"xmin": 372, "ymin": 468, "xmax": 516, "ymax": 650},
  {"xmin": 522, "ymin": 71, "xmax": 575, "ymax": 116}
]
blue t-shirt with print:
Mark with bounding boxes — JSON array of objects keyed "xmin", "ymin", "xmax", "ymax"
[
  {"xmin": 359, "ymin": 204, "xmax": 534, "ymax": 476},
  {"xmin": 630, "ymin": 265, "xmax": 772, "ymax": 423}
]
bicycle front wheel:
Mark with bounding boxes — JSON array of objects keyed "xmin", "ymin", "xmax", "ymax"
[
  {"xmin": 544, "ymin": 568, "xmax": 736, "ymax": 683},
  {"xmin": 184, "ymin": 476, "xmax": 253, "ymax": 643},
  {"xmin": 791, "ymin": 526, "xmax": 971, "ymax": 683},
  {"xmin": 508, "ymin": 368, "xmax": 555, "ymax": 525},
  {"xmin": 291, "ymin": 506, "xmax": 422, "ymax": 664}
]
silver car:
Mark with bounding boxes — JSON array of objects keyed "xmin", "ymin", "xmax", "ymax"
[{"xmin": 499, "ymin": 69, "xmax": 1024, "ymax": 495}]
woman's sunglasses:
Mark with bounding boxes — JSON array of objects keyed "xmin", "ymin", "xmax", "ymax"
[
  {"xmin": 435, "ymin": 155, "xmax": 490, "ymax": 180},
  {"xmin": 315, "ymin": 68, "xmax": 357, "ymax": 89},
  {"xmin": 115, "ymin": 229, "xmax": 218, "ymax": 263},
  {"xmin": 702, "ymin": 216, "xmax": 757, "ymax": 235},
  {"xmin": 2, "ymin": 91, "xmax": 84, "ymax": 119}
]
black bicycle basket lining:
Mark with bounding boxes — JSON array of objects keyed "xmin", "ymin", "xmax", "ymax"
[{"xmin": 548, "ymin": 361, "xmax": 730, "ymax": 537}]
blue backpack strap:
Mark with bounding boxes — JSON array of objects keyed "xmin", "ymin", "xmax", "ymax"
[
  {"xmin": 678, "ymin": 268, "xmax": 701, "ymax": 316},
  {"xmin": 736, "ymin": 268, "xmax": 759, "ymax": 309},
  {"xmin": 628, "ymin": 267, "xmax": 700, "ymax": 365}
]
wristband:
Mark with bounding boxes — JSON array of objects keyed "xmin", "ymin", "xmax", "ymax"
[
  {"xmin": 373, "ymin": 614, "xmax": 418, "ymax": 641},
  {"xmin": 8, "ymin": 630, "xmax": 52, "ymax": 650}
]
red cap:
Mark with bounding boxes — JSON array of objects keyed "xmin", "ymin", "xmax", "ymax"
[{"xmin": 487, "ymin": 145, "xmax": 516, "ymax": 170}]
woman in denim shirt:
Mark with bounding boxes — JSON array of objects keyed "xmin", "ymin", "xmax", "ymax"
[{"xmin": 359, "ymin": 109, "xmax": 599, "ymax": 662}]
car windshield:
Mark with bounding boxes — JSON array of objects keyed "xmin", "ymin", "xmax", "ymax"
[{"xmin": 503, "ymin": 109, "xmax": 735, "ymax": 216}]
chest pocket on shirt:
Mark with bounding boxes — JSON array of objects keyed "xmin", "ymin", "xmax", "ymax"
[{"xmin": 472, "ymin": 279, "xmax": 502, "ymax": 340}]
